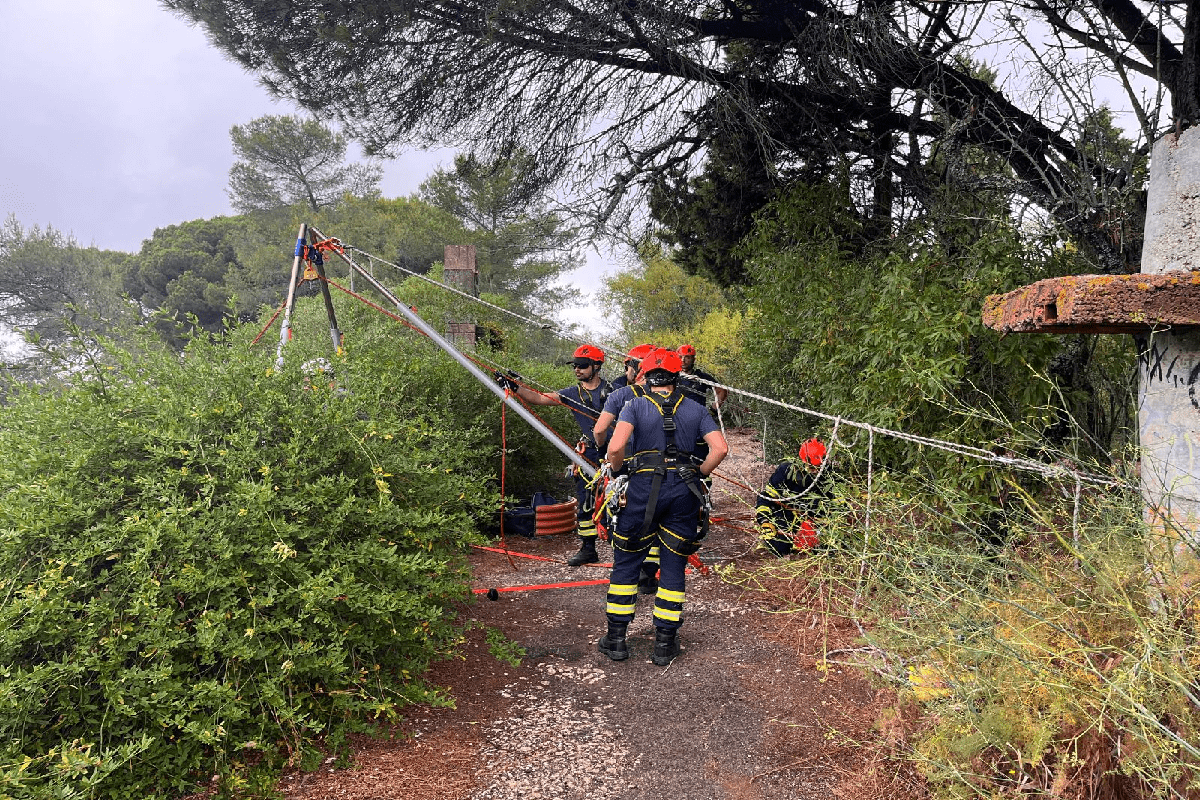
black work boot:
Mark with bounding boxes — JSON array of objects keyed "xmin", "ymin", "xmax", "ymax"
[
  {"xmin": 598, "ymin": 621, "xmax": 629, "ymax": 661},
  {"xmin": 652, "ymin": 627, "xmax": 681, "ymax": 666},
  {"xmin": 566, "ymin": 540, "xmax": 599, "ymax": 566},
  {"xmin": 637, "ymin": 569, "xmax": 659, "ymax": 595}
]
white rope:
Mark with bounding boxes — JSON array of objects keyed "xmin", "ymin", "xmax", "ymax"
[
  {"xmin": 326, "ymin": 235, "xmax": 1126, "ymax": 493},
  {"xmin": 866, "ymin": 430, "xmax": 875, "ymax": 536},
  {"xmin": 762, "ymin": 417, "xmax": 842, "ymax": 503},
  {"xmin": 689, "ymin": 375, "xmax": 1125, "ymax": 490},
  {"xmin": 341, "ymin": 244, "xmax": 628, "ymax": 358}
]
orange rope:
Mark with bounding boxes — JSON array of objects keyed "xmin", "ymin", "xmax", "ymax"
[
  {"xmin": 497, "ymin": 391, "xmax": 517, "ymax": 570},
  {"xmin": 250, "ymin": 274, "xmax": 306, "ymax": 345}
]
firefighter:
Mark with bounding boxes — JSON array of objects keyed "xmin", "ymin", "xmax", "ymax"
[
  {"xmin": 499, "ymin": 344, "xmax": 612, "ymax": 566},
  {"xmin": 676, "ymin": 344, "xmax": 728, "ymax": 412},
  {"xmin": 609, "ymin": 342, "xmax": 655, "ymax": 391},
  {"xmin": 597, "ymin": 348, "xmax": 729, "ymax": 666},
  {"xmin": 592, "ymin": 343, "xmax": 662, "ymax": 592},
  {"xmin": 755, "ymin": 438, "xmax": 832, "ymax": 556}
]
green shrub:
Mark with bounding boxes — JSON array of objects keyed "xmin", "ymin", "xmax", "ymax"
[
  {"xmin": 729, "ymin": 460, "xmax": 1200, "ymax": 799},
  {"xmin": 0, "ymin": 315, "xmax": 495, "ymax": 798}
]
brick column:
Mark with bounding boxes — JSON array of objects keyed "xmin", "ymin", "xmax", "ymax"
[{"xmin": 444, "ymin": 245, "xmax": 478, "ymax": 348}]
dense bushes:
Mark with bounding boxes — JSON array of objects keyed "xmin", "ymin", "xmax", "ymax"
[
  {"xmin": 0, "ymin": 313, "xmax": 498, "ymax": 798},
  {"xmin": 737, "ymin": 182, "xmax": 1135, "ymax": 481}
]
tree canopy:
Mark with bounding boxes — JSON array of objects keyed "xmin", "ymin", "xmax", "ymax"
[
  {"xmin": 0, "ymin": 216, "xmax": 135, "ymax": 357},
  {"xmin": 164, "ymin": 0, "xmax": 1192, "ymax": 275},
  {"xmin": 228, "ymin": 114, "xmax": 383, "ymax": 213},
  {"xmin": 419, "ymin": 151, "xmax": 581, "ymax": 313}
]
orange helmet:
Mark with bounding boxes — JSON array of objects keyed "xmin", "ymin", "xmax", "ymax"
[
  {"xmin": 798, "ymin": 439, "xmax": 827, "ymax": 466},
  {"xmin": 573, "ymin": 344, "xmax": 605, "ymax": 364},
  {"xmin": 624, "ymin": 343, "xmax": 656, "ymax": 368},
  {"xmin": 639, "ymin": 348, "xmax": 683, "ymax": 386},
  {"xmin": 678, "ymin": 344, "xmax": 696, "ymax": 357}
]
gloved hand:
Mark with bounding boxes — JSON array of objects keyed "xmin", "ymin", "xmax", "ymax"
[{"xmin": 494, "ymin": 370, "xmax": 521, "ymax": 393}]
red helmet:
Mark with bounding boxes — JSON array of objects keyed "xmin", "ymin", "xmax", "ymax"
[
  {"xmin": 798, "ymin": 439, "xmax": 827, "ymax": 466},
  {"xmin": 573, "ymin": 344, "xmax": 605, "ymax": 363},
  {"xmin": 639, "ymin": 348, "xmax": 683, "ymax": 386},
  {"xmin": 624, "ymin": 343, "xmax": 656, "ymax": 366},
  {"xmin": 678, "ymin": 344, "xmax": 696, "ymax": 357}
]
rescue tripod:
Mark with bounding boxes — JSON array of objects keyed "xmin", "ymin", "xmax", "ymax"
[{"xmin": 275, "ymin": 223, "xmax": 346, "ymax": 378}]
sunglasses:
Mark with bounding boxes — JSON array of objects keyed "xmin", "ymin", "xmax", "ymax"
[{"xmin": 573, "ymin": 359, "xmax": 597, "ymax": 369}]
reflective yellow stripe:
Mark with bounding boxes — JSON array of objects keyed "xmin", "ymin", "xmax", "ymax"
[
  {"xmin": 653, "ymin": 606, "xmax": 682, "ymax": 622},
  {"xmin": 608, "ymin": 583, "xmax": 637, "ymax": 597},
  {"xmin": 656, "ymin": 587, "xmax": 685, "ymax": 604},
  {"xmin": 607, "ymin": 602, "xmax": 636, "ymax": 615}
]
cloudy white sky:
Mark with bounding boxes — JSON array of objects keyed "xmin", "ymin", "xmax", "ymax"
[{"xmin": 4, "ymin": 0, "xmax": 614, "ymax": 333}]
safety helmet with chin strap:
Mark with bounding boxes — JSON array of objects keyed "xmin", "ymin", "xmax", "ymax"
[
  {"xmin": 677, "ymin": 344, "xmax": 696, "ymax": 357},
  {"xmin": 639, "ymin": 348, "xmax": 683, "ymax": 387},
  {"xmin": 624, "ymin": 343, "xmax": 656, "ymax": 370}
]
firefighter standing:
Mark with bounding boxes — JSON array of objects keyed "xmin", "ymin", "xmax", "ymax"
[
  {"xmin": 608, "ymin": 342, "xmax": 655, "ymax": 391},
  {"xmin": 592, "ymin": 343, "xmax": 661, "ymax": 592},
  {"xmin": 676, "ymin": 344, "xmax": 728, "ymax": 412},
  {"xmin": 500, "ymin": 344, "xmax": 612, "ymax": 566},
  {"xmin": 597, "ymin": 348, "xmax": 728, "ymax": 666}
]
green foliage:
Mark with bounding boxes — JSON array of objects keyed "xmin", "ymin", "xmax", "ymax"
[
  {"xmin": 723, "ymin": 426, "xmax": 1200, "ymax": 799},
  {"xmin": 0, "ymin": 216, "xmax": 136, "ymax": 359},
  {"xmin": 120, "ymin": 216, "xmax": 246, "ymax": 346},
  {"xmin": 737, "ymin": 181, "xmax": 1134, "ymax": 485},
  {"xmin": 419, "ymin": 151, "xmax": 582, "ymax": 316},
  {"xmin": 599, "ymin": 244, "xmax": 729, "ymax": 344},
  {"xmin": 0, "ymin": 310, "xmax": 497, "ymax": 797},
  {"xmin": 118, "ymin": 196, "xmax": 471, "ymax": 349},
  {"xmin": 228, "ymin": 115, "xmax": 382, "ymax": 214},
  {"xmin": 482, "ymin": 627, "xmax": 526, "ymax": 667}
]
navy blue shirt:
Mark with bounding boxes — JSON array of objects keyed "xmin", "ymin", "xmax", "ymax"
[
  {"xmin": 601, "ymin": 383, "xmax": 645, "ymax": 417},
  {"xmin": 617, "ymin": 390, "xmax": 718, "ymax": 457},
  {"xmin": 557, "ymin": 380, "xmax": 612, "ymax": 438},
  {"xmin": 678, "ymin": 366, "xmax": 718, "ymax": 407}
]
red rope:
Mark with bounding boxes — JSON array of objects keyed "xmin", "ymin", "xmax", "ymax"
[
  {"xmin": 250, "ymin": 274, "xmax": 306, "ymax": 346},
  {"xmin": 471, "ymin": 544, "xmax": 612, "ymax": 569},
  {"xmin": 472, "ymin": 579, "xmax": 610, "ymax": 595},
  {"xmin": 497, "ymin": 391, "xmax": 516, "ymax": 570}
]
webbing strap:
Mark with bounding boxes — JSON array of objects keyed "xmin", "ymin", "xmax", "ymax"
[{"xmin": 635, "ymin": 390, "xmax": 687, "ymax": 542}]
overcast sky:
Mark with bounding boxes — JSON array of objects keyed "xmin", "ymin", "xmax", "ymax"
[{"xmin": 4, "ymin": 0, "xmax": 613, "ymax": 334}]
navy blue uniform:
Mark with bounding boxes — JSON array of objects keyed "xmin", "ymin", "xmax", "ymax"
[
  {"xmin": 755, "ymin": 461, "xmax": 830, "ymax": 555},
  {"xmin": 605, "ymin": 390, "xmax": 718, "ymax": 632},
  {"xmin": 598, "ymin": 383, "xmax": 659, "ymax": 577},
  {"xmin": 557, "ymin": 381, "xmax": 611, "ymax": 540}
]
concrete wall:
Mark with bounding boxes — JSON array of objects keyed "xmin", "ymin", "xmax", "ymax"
[{"xmin": 1139, "ymin": 128, "xmax": 1200, "ymax": 565}]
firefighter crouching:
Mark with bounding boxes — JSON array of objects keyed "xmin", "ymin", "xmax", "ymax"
[{"xmin": 597, "ymin": 348, "xmax": 729, "ymax": 666}]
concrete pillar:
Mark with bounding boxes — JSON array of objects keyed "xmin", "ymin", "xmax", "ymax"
[
  {"xmin": 1140, "ymin": 127, "xmax": 1200, "ymax": 582},
  {"xmin": 444, "ymin": 245, "xmax": 478, "ymax": 348}
]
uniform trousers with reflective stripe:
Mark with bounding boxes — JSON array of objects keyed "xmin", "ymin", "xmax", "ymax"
[
  {"xmin": 605, "ymin": 471, "xmax": 702, "ymax": 631},
  {"xmin": 575, "ymin": 444, "xmax": 601, "ymax": 542}
]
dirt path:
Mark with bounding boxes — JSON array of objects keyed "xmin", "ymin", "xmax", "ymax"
[{"xmin": 278, "ymin": 430, "xmax": 924, "ymax": 800}]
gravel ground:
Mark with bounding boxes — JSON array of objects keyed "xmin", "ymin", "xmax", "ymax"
[{"xmin": 269, "ymin": 429, "xmax": 925, "ymax": 800}]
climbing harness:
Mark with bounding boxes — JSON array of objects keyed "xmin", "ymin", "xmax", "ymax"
[{"xmin": 613, "ymin": 389, "xmax": 711, "ymax": 556}]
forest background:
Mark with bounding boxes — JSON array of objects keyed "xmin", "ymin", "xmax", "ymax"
[{"xmin": 2, "ymin": 1, "xmax": 1199, "ymax": 798}]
